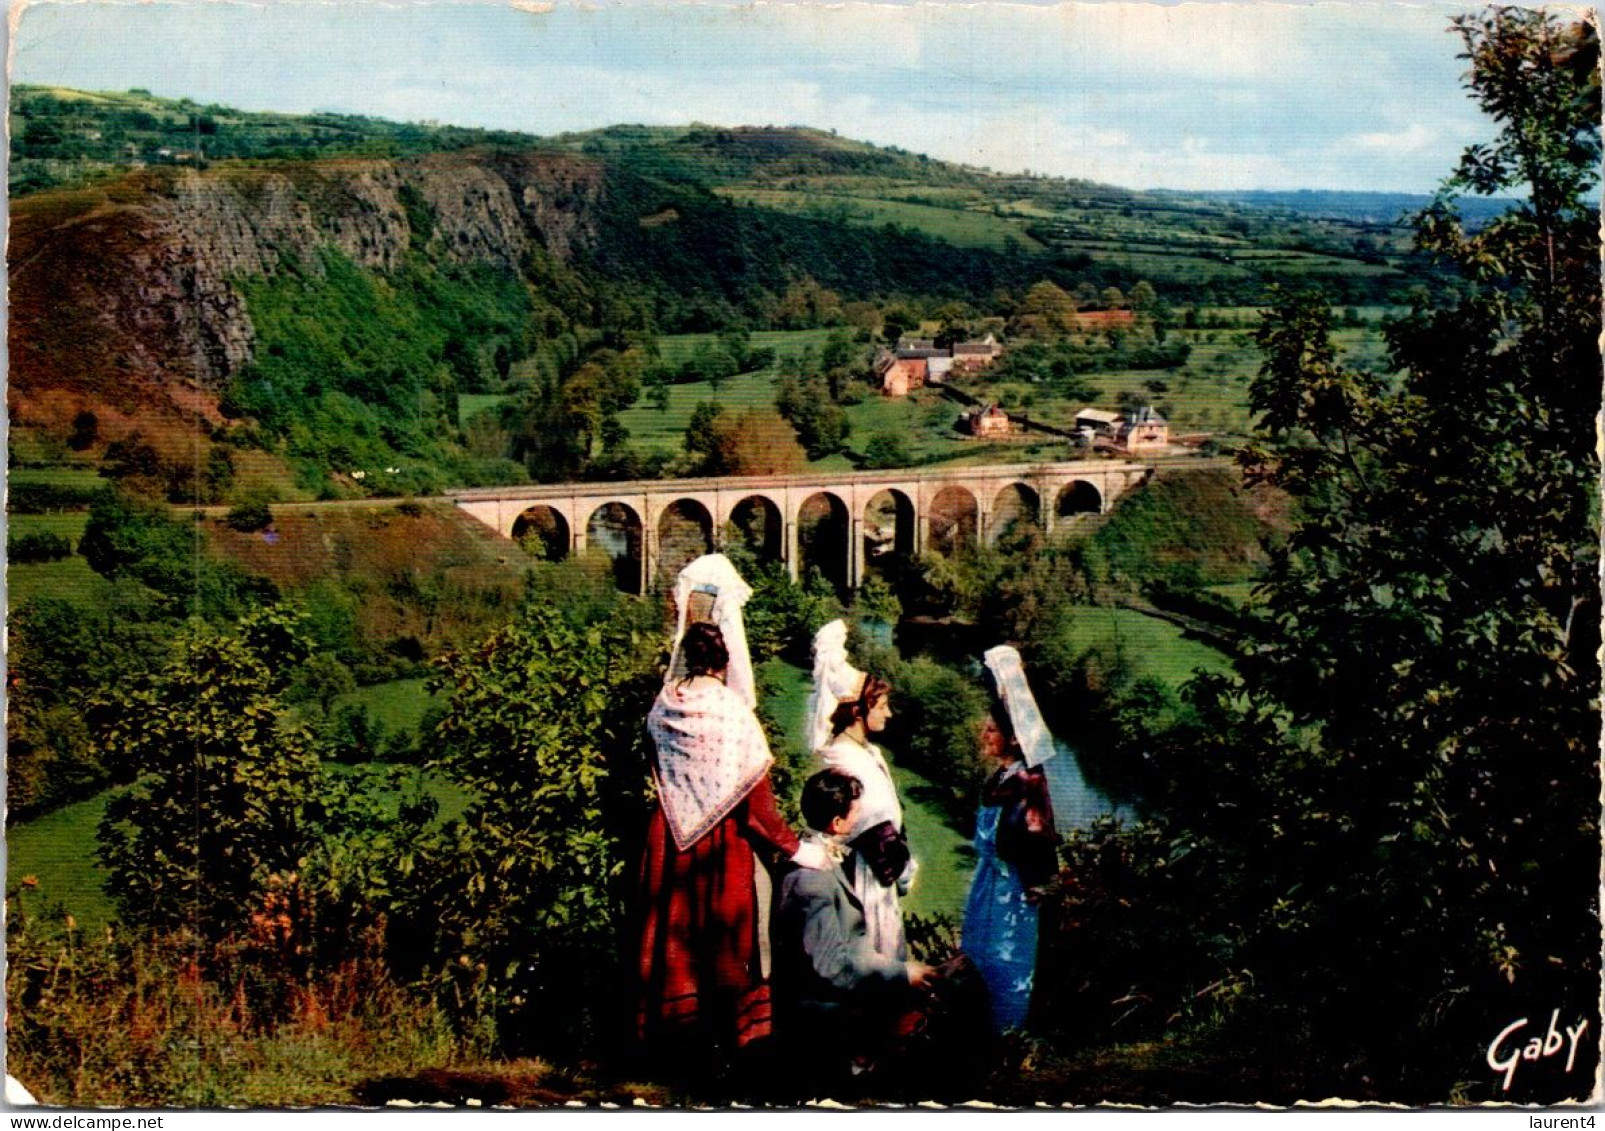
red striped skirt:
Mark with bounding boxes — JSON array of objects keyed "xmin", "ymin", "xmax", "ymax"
[{"xmin": 633, "ymin": 803, "xmax": 772, "ymax": 1051}]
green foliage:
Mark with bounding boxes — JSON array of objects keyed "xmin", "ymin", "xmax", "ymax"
[
  {"xmin": 7, "ymin": 480, "xmax": 107, "ymax": 512},
  {"xmin": 8, "ymin": 530, "xmax": 73, "ymax": 562},
  {"xmin": 1086, "ymin": 469, "xmax": 1272, "ymax": 598},
  {"xmin": 226, "ymin": 247, "xmax": 535, "ymax": 487},
  {"xmin": 860, "ymin": 428, "xmax": 914, "ymax": 470},
  {"xmin": 883, "ymin": 657, "xmax": 989, "ymax": 823},
  {"xmin": 225, "ymin": 497, "xmax": 275, "ymax": 533},
  {"xmin": 10, "ymin": 85, "xmax": 547, "ymax": 196},
  {"xmin": 93, "ymin": 606, "xmax": 321, "ymax": 939},
  {"xmin": 1119, "ymin": 11, "xmax": 1601, "ymax": 1099},
  {"xmin": 418, "ymin": 600, "xmax": 660, "ymax": 1055},
  {"xmin": 78, "ymin": 488, "xmax": 278, "ymax": 617},
  {"xmin": 729, "ymin": 551, "xmax": 845, "ymax": 666}
]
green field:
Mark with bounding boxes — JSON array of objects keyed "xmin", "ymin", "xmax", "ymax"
[
  {"xmin": 719, "ymin": 189, "xmax": 1043, "ymax": 253},
  {"xmin": 655, "ymin": 328, "xmax": 841, "ymax": 369},
  {"xmin": 7, "ymin": 511, "xmax": 107, "ymax": 607},
  {"xmin": 1054, "ymin": 606, "xmax": 1235, "ymax": 688},
  {"xmin": 7, "ymin": 555, "xmax": 104, "ymax": 606},
  {"xmin": 7, "ymin": 765, "xmax": 476, "ymax": 934},
  {"xmin": 334, "ymin": 677, "xmax": 446, "ymax": 737},
  {"xmin": 459, "ymin": 392, "xmax": 513, "ymax": 426},
  {"xmin": 616, "ymin": 367, "xmax": 777, "ymax": 456},
  {"xmin": 8, "ymin": 512, "xmax": 90, "ymax": 540},
  {"xmin": 8, "ymin": 467, "xmax": 104, "ymax": 491},
  {"xmin": 7, "ymin": 790, "xmax": 116, "ymax": 930}
]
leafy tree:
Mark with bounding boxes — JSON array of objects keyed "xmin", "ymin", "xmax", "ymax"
[
  {"xmin": 94, "ymin": 606, "xmax": 321, "ymax": 939},
  {"xmin": 78, "ymin": 489, "xmax": 277, "ymax": 617},
  {"xmin": 1151, "ymin": 8, "xmax": 1600, "ymax": 1100},
  {"xmin": 861, "ymin": 429, "xmax": 914, "ymax": 470},
  {"xmin": 1011, "ymin": 280, "xmax": 1076, "ymax": 338},
  {"xmin": 644, "ymin": 367, "xmax": 672, "ymax": 412},
  {"xmin": 682, "ymin": 401, "xmax": 728, "ymax": 473},
  {"xmin": 420, "ymin": 601, "xmax": 659, "ymax": 1054}
]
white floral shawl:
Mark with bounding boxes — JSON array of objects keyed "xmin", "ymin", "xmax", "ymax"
[{"xmin": 648, "ymin": 678, "xmax": 773, "ymax": 851}]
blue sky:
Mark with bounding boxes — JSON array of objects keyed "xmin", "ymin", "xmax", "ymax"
[{"xmin": 9, "ymin": 0, "xmax": 1519, "ymax": 192}]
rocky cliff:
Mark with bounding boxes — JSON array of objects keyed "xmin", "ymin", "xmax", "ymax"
[{"xmin": 8, "ymin": 149, "xmax": 606, "ymax": 435}]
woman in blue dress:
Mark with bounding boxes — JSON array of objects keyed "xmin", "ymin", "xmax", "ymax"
[{"xmin": 962, "ymin": 654, "xmax": 1061, "ymax": 1034}]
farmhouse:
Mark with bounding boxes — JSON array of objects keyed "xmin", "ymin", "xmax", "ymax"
[
  {"xmin": 880, "ymin": 333, "xmax": 1004, "ymax": 396},
  {"xmin": 1075, "ymin": 408, "xmax": 1122, "ymax": 439},
  {"xmin": 876, "ymin": 350, "xmax": 930, "ymax": 396},
  {"xmin": 1122, "ymin": 405, "xmax": 1169, "ymax": 451},
  {"xmin": 961, "ymin": 402, "xmax": 1012, "ymax": 438},
  {"xmin": 1074, "ymin": 405, "xmax": 1168, "ymax": 451},
  {"xmin": 951, "ymin": 333, "xmax": 1003, "ymax": 369}
]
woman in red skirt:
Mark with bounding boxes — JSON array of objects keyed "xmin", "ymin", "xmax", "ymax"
[{"xmin": 633, "ymin": 561, "xmax": 826, "ymax": 1074}]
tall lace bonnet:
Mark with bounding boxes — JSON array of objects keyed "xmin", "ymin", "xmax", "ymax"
[
  {"xmin": 665, "ymin": 553, "xmax": 756, "ymax": 706},
  {"xmin": 807, "ymin": 619, "xmax": 866, "ymax": 753},
  {"xmin": 982, "ymin": 644, "xmax": 1057, "ymax": 769}
]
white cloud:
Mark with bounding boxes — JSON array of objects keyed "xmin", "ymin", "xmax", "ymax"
[{"xmin": 1349, "ymin": 123, "xmax": 1437, "ymax": 155}]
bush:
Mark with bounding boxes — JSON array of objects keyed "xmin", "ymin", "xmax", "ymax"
[
  {"xmin": 885, "ymin": 656, "xmax": 988, "ymax": 824},
  {"xmin": 417, "ymin": 600, "xmax": 660, "ymax": 1056},
  {"xmin": 225, "ymin": 498, "xmax": 274, "ymax": 532},
  {"xmin": 8, "ymin": 531, "xmax": 72, "ymax": 562},
  {"xmin": 7, "ymin": 482, "xmax": 106, "ymax": 513},
  {"xmin": 94, "ymin": 606, "xmax": 320, "ymax": 940}
]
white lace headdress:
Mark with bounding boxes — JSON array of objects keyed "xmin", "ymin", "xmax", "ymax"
[
  {"xmin": 649, "ymin": 553, "xmax": 771, "ymax": 850},
  {"xmin": 807, "ymin": 619, "xmax": 865, "ymax": 754},
  {"xmin": 665, "ymin": 553, "xmax": 756, "ymax": 707},
  {"xmin": 983, "ymin": 644, "xmax": 1057, "ymax": 769}
]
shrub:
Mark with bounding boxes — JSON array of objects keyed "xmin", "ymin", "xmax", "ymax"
[
  {"xmin": 8, "ymin": 531, "xmax": 72, "ymax": 562},
  {"xmin": 417, "ymin": 600, "xmax": 660, "ymax": 1056},
  {"xmin": 94, "ymin": 606, "xmax": 320, "ymax": 939},
  {"xmin": 226, "ymin": 498, "xmax": 274, "ymax": 532}
]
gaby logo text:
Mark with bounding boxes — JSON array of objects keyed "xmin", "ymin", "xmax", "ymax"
[{"xmin": 1486, "ymin": 1009, "xmax": 1589, "ymax": 1092}]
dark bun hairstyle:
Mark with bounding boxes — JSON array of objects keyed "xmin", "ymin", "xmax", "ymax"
[
  {"xmin": 829, "ymin": 674, "xmax": 892, "ymax": 736},
  {"xmin": 680, "ymin": 621, "xmax": 730, "ymax": 678}
]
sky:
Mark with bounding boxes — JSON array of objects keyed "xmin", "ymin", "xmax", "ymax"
[{"xmin": 6, "ymin": 0, "xmax": 1527, "ymax": 193}]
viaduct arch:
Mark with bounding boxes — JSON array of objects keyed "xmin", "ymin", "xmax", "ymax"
[{"xmin": 451, "ymin": 460, "xmax": 1152, "ymax": 595}]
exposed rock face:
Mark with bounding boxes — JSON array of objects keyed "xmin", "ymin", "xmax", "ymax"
[{"xmin": 9, "ymin": 150, "xmax": 609, "ymax": 413}]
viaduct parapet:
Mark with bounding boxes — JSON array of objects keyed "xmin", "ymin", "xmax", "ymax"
[{"xmin": 448, "ymin": 459, "xmax": 1153, "ymax": 594}]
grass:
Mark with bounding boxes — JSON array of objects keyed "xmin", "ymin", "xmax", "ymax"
[
  {"xmin": 7, "ymin": 790, "xmax": 117, "ymax": 931},
  {"xmin": 654, "ymin": 328, "xmax": 841, "ymax": 369},
  {"xmin": 459, "ymin": 392, "xmax": 513, "ymax": 426},
  {"xmin": 616, "ymin": 366, "xmax": 784, "ymax": 456},
  {"xmin": 7, "ymin": 511, "xmax": 90, "ymax": 540},
  {"xmin": 7, "ymin": 555, "xmax": 105, "ymax": 606},
  {"xmin": 334, "ymin": 677, "xmax": 445, "ymax": 736},
  {"xmin": 6, "ymin": 762, "xmax": 478, "ymax": 939},
  {"xmin": 1054, "ymin": 606, "xmax": 1235, "ymax": 688},
  {"xmin": 8, "ymin": 467, "xmax": 103, "ymax": 490},
  {"xmin": 719, "ymin": 188, "xmax": 1042, "ymax": 253}
]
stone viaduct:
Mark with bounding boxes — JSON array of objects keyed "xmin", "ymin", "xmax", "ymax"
[{"xmin": 449, "ymin": 459, "xmax": 1153, "ymax": 594}]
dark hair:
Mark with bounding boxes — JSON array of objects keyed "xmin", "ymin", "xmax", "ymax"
[
  {"xmin": 987, "ymin": 701, "xmax": 1017, "ymax": 746},
  {"xmin": 828, "ymin": 674, "xmax": 892, "ymax": 736},
  {"xmin": 680, "ymin": 621, "xmax": 729, "ymax": 678},
  {"xmin": 801, "ymin": 769, "xmax": 863, "ymax": 833}
]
